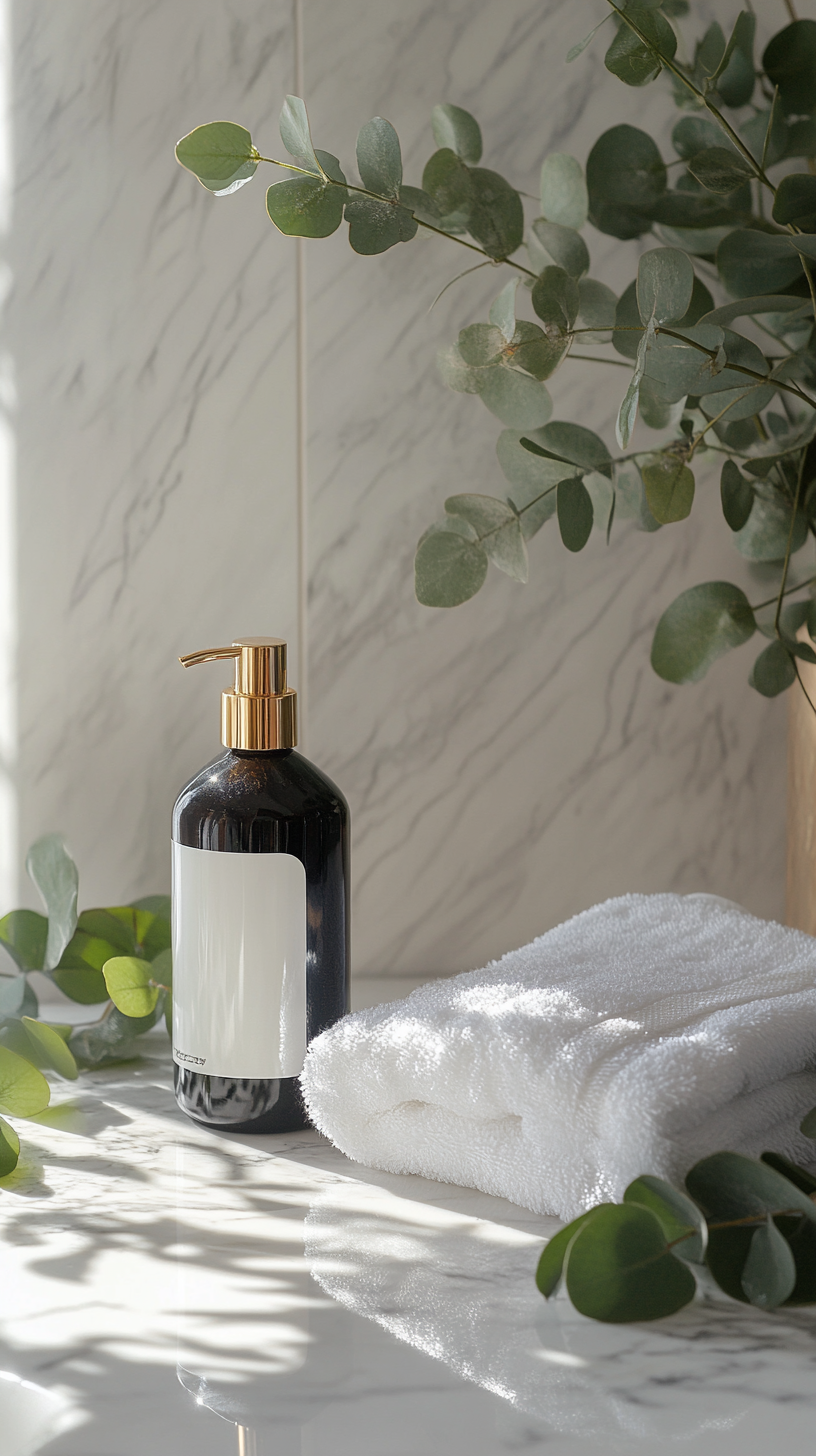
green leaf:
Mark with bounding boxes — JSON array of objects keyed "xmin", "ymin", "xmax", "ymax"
[
  {"xmin": 488, "ymin": 279, "xmax": 518, "ymax": 342},
  {"xmin": 75, "ymin": 908, "xmax": 138, "ymax": 956},
  {"xmin": 398, "ymin": 185, "xmax": 441, "ymax": 227},
  {"xmin": 279, "ymin": 95, "xmax": 320, "ymax": 172},
  {"xmin": 266, "ymin": 151, "xmax": 347, "ymax": 238},
  {"xmin": 734, "ymin": 486, "xmax": 807, "ymax": 562},
  {"xmin": 26, "ymin": 834, "xmax": 78, "ymax": 972},
  {"xmin": 616, "ymin": 318, "xmax": 655, "ymax": 448},
  {"xmin": 530, "ymin": 220, "xmax": 589, "ymax": 280},
  {"xmin": 604, "ymin": 4, "xmax": 677, "ymax": 87},
  {"xmin": 478, "ymin": 367, "xmax": 552, "ymax": 429},
  {"xmin": 0, "ymin": 974, "xmax": 28, "ymax": 1017},
  {"xmin": 763, "ymin": 21, "xmax": 816, "ymax": 119},
  {"xmin": 651, "ymin": 581, "xmax": 755, "ymax": 684},
  {"xmin": 564, "ymin": 1203, "xmax": 696, "ymax": 1323},
  {"xmin": 761, "ymin": 1151, "xmax": 816, "ymax": 1196},
  {"xmin": 773, "ymin": 174, "xmax": 816, "ymax": 230},
  {"xmin": 68, "ymin": 1001, "xmax": 164, "ymax": 1069},
  {"xmin": 467, "ymin": 169, "xmax": 523, "ymax": 258},
  {"xmin": 576, "ymin": 279, "xmax": 617, "ymax": 341},
  {"xmin": 175, "ymin": 121, "xmax": 257, "ymax": 195},
  {"xmin": 457, "ymin": 323, "xmax": 505, "ymax": 367},
  {"xmin": 150, "ymin": 947, "xmax": 172, "ymax": 990},
  {"xmin": 531, "ymin": 266, "xmax": 579, "ymax": 330},
  {"xmin": 557, "ymin": 477, "xmax": 594, "ymax": 552},
  {"xmin": 801, "ymin": 1107, "xmax": 816, "ymax": 1138},
  {"xmin": 539, "ymin": 154, "xmax": 588, "ymax": 230},
  {"xmin": 688, "ymin": 147, "xmax": 754, "ymax": 196},
  {"xmin": 345, "ymin": 196, "xmax": 418, "ymax": 254},
  {"xmin": 637, "ymin": 247, "xmax": 694, "ymax": 325},
  {"xmin": 0, "ymin": 1114, "xmax": 19, "ymax": 1176},
  {"xmin": 437, "ymin": 343, "xmax": 483, "ymax": 394},
  {"xmin": 421, "ymin": 149, "xmax": 473, "ymax": 230},
  {"xmin": 740, "ymin": 1216, "xmax": 797, "ymax": 1310},
  {"xmin": 132, "ymin": 893, "xmax": 171, "ymax": 920},
  {"xmin": 642, "ymin": 455, "xmax": 695, "ymax": 524},
  {"xmin": 445, "ymin": 495, "xmax": 528, "ymax": 582},
  {"xmin": 672, "ymin": 116, "xmax": 726, "ymax": 160},
  {"xmin": 415, "ymin": 526, "xmax": 488, "ymax": 608},
  {"xmin": 21, "ymin": 1017, "xmax": 77, "ymax": 1080},
  {"xmin": 749, "ymin": 639, "xmax": 796, "ymax": 697},
  {"xmin": 716, "ymin": 229, "xmax": 802, "ymax": 298},
  {"xmin": 586, "ymin": 125, "xmax": 666, "ymax": 240},
  {"xmin": 356, "ymin": 117, "xmax": 402, "ymax": 199},
  {"xmin": 535, "ymin": 1209, "xmax": 604, "ymax": 1297},
  {"xmin": 687, "ymin": 1151, "xmax": 816, "ymax": 1226},
  {"xmin": 507, "ymin": 322, "xmax": 565, "ymax": 382},
  {"xmin": 0, "ymin": 910, "xmax": 47, "ymax": 972},
  {"xmin": 0, "ymin": 1044, "xmax": 49, "ymax": 1117},
  {"xmin": 642, "ymin": 321, "xmax": 725, "ymax": 404},
  {"xmin": 102, "ymin": 956, "xmax": 160, "ymax": 1019},
  {"xmin": 789, "ymin": 233, "xmax": 816, "ymax": 264},
  {"xmin": 720, "ymin": 459, "xmax": 753, "ymax": 531},
  {"xmin": 638, "ymin": 377, "xmax": 674, "ymax": 430},
  {"xmin": 496, "ymin": 431, "xmax": 568, "ymax": 537},
  {"xmin": 700, "ymin": 294, "xmax": 808, "ymax": 327},
  {"xmin": 534, "ymin": 422, "xmax": 613, "ymax": 478},
  {"xmin": 431, "ymin": 104, "xmax": 482, "ymax": 165},
  {"xmin": 713, "ymin": 11, "xmax": 756, "ymax": 108},
  {"xmin": 623, "ymin": 1175, "xmax": 707, "ymax": 1263}
]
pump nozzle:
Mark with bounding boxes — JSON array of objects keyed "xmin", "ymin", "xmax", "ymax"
[{"xmin": 179, "ymin": 637, "xmax": 297, "ymax": 751}]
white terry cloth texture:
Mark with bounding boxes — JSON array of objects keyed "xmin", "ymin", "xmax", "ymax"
[{"xmin": 300, "ymin": 893, "xmax": 816, "ymax": 1221}]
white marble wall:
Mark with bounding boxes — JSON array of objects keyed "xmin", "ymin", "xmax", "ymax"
[{"xmin": 3, "ymin": 0, "xmax": 793, "ymax": 981}]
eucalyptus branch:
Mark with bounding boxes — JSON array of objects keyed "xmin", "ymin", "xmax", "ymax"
[
  {"xmin": 750, "ymin": 573, "xmax": 816, "ymax": 613},
  {"xmin": 603, "ymin": 0, "xmax": 776, "ymax": 193},
  {"xmin": 774, "ymin": 446, "xmax": 808, "ymax": 635}
]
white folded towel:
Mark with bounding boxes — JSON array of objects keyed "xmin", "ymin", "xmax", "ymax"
[{"xmin": 300, "ymin": 893, "xmax": 816, "ymax": 1220}]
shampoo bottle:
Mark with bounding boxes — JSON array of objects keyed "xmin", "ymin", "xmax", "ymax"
[{"xmin": 171, "ymin": 637, "xmax": 349, "ymax": 1133}]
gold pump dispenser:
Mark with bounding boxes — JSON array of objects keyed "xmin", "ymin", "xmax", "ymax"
[{"xmin": 179, "ymin": 637, "xmax": 297, "ymax": 751}]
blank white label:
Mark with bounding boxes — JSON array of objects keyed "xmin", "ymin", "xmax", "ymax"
[{"xmin": 171, "ymin": 842, "xmax": 307, "ymax": 1079}]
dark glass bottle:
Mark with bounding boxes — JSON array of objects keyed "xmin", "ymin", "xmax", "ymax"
[{"xmin": 171, "ymin": 639, "xmax": 349, "ymax": 1134}]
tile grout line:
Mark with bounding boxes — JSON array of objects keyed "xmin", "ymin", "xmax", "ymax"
[{"xmin": 294, "ymin": 0, "xmax": 308, "ymax": 748}]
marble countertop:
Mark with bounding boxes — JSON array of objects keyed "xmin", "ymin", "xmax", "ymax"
[{"xmin": 2, "ymin": 998, "xmax": 816, "ymax": 1456}]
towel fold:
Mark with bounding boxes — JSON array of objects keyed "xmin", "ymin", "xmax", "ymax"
[{"xmin": 300, "ymin": 893, "xmax": 816, "ymax": 1220}]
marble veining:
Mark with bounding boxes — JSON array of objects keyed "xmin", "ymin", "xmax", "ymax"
[{"xmin": 0, "ymin": 1034, "xmax": 815, "ymax": 1455}]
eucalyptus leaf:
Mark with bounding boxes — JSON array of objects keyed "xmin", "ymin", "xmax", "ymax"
[
  {"xmin": 0, "ymin": 1043, "xmax": 50, "ymax": 1117},
  {"xmin": 421, "ymin": 149, "xmax": 473, "ymax": 230},
  {"xmin": 564, "ymin": 1203, "xmax": 696, "ymax": 1323},
  {"xmin": 398, "ymin": 185, "xmax": 441, "ymax": 227},
  {"xmin": 749, "ymin": 639, "xmax": 796, "ymax": 697},
  {"xmin": 734, "ymin": 487, "xmax": 807, "ymax": 562},
  {"xmin": 686, "ymin": 1151, "xmax": 816, "ymax": 1227},
  {"xmin": 535, "ymin": 1209, "xmax": 604, "ymax": 1297},
  {"xmin": 279, "ymin": 95, "xmax": 320, "ymax": 172},
  {"xmin": 266, "ymin": 151, "xmax": 347, "ymax": 238},
  {"xmin": 712, "ymin": 11, "xmax": 756, "ymax": 108},
  {"xmin": 623, "ymin": 1175, "xmax": 707, "ymax": 1263},
  {"xmin": 651, "ymin": 581, "xmax": 755, "ymax": 683},
  {"xmin": 0, "ymin": 910, "xmax": 47, "ymax": 973},
  {"xmin": 446, "ymin": 494, "xmax": 528, "ymax": 582},
  {"xmin": 356, "ymin": 117, "xmax": 402, "ymax": 199},
  {"xmin": 604, "ymin": 5, "xmax": 677, "ymax": 87},
  {"xmin": 586, "ymin": 125, "xmax": 666, "ymax": 240},
  {"xmin": 557, "ymin": 477, "xmax": 594, "ymax": 552},
  {"xmin": 0, "ymin": 974, "xmax": 28, "ymax": 1017},
  {"xmin": 672, "ymin": 116, "xmax": 727, "ymax": 160},
  {"xmin": 720, "ymin": 459, "xmax": 753, "ymax": 531},
  {"xmin": 530, "ymin": 220, "xmax": 589, "ymax": 280},
  {"xmin": 576, "ymin": 279, "xmax": 617, "ymax": 341},
  {"xmin": 478, "ymin": 367, "xmax": 553, "ymax": 429},
  {"xmin": 700, "ymin": 295, "xmax": 808, "ymax": 328},
  {"xmin": 497, "ymin": 431, "xmax": 568, "ymax": 537},
  {"xmin": 689, "ymin": 147, "xmax": 754, "ymax": 196},
  {"xmin": 531, "ymin": 266, "xmax": 579, "ymax": 330},
  {"xmin": 102, "ymin": 956, "xmax": 160, "ymax": 1019},
  {"xmin": 175, "ymin": 120, "xmax": 258, "ymax": 195},
  {"xmin": 508, "ymin": 321, "xmax": 566, "ymax": 382},
  {"xmin": 533, "ymin": 422, "xmax": 613, "ymax": 478},
  {"xmin": 431, "ymin": 104, "xmax": 482, "ymax": 165},
  {"xmin": 21, "ymin": 1017, "xmax": 77, "ymax": 1080},
  {"xmin": 68, "ymin": 1001, "xmax": 163, "ymax": 1069},
  {"xmin": 763, "ymin": 20, "xmax": 816, "ymax": 118},
  {"xmin": 741, "ymin": 1216, "xmax": 797, "ymax": 1310},
  {"xmin": 716, "ymin": 230, "xmax": 803, "ymax": 298},
  {"xmin": 345, "ymin": 196, "xmax": 418, "ymax": 254},
  {"xmin": 457, "ymin": 323, "xmax": 505, "ymax": 367},
  {"xmin": 488, "ymin": 279, "xmax": 518, "ymax": 342},
  {"xmin": 801, "ymin": 1106, "xmax": 816, "ymax": 1138},
  {"xmin": 773, "ymin": 176, "xmax": 816, "ymax": 235},
  {"xmin": 637, "ymin": 247, "xmax": 694, "ymax": 325},
  {"xmin": 415, "ymin": 525, "xmax": 488, "ymax": 608},
  {"xmin": 539, "ymin": 154, "xmax": 588, "ymax": 230},
  {"xmin": 26, "ymin": 834, "xmax": 78, "ymax": 973},
  {"xmin": 437, "ymin": 343, "xmax": 483, "ymax": 394},
  {"xmin": 642, "ymin": 455, "xmax": 694, "ymax": 524},
  {"xmin": 467, "ymin": 169, "xmax": 523, "ymax": 258},
  {"xmin": 0, "ymin": 1114, "xmax": 19, "ymax": 1177},
  {"xmin": 761, "ymin": 1152, "xmax": 816, "ymax": 1196}
]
